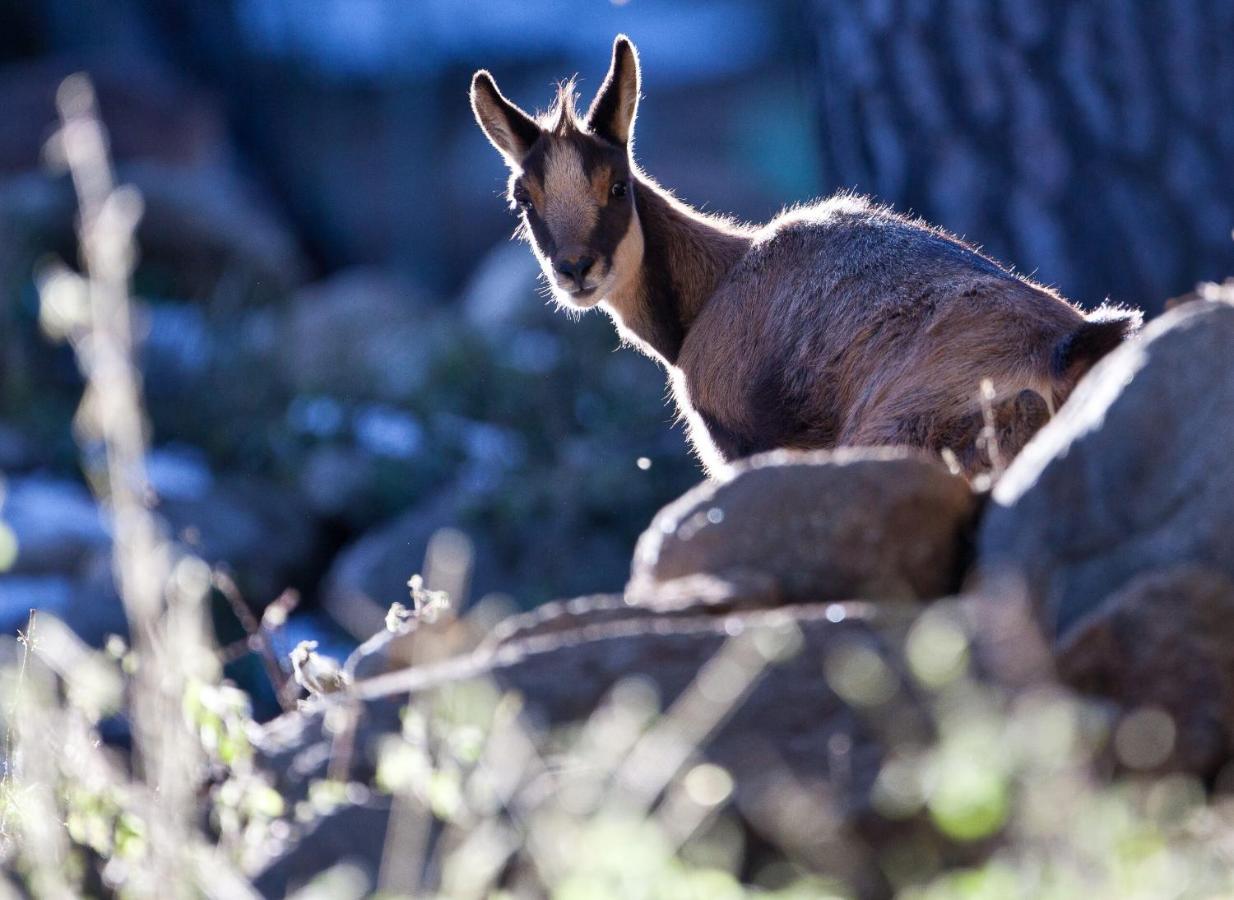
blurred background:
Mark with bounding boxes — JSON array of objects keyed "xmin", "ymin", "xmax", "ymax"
[{"xmin": 1, "ymin": 0, "xmax": 1232, "ymax": 685}]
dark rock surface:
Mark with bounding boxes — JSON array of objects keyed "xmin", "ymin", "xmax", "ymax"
[
  {"xmin": 252, "ymin": 799, "xmax": 392, "ymax": 898},
  {"xmin": 978, "ymin": 300, "xmax": 1234, "ymax": 638},
  {"xmin": 158, "ymin": 475, "xmax": 318, "ymax": 605},
  {"xmin": 1056, "ymin": 565, "xmax": 1234, "ymax": 777},
  {"xmin": 3, "ymin": 474, "xmax": 109, "ymax": 575},
  {"xmin": 320, "ymin": 490, "xmax": 507, "ymax": 638},
  {"xmin": 253, "ymin": 599, "xmax": 965, "ymax": 897},
  {"xmin": 628, "ymin": 448, "xmax": 977, "ymax": 610},
  {"xmin": 277, "ymin": 268, "xmax": 436, "ymax": 402}
]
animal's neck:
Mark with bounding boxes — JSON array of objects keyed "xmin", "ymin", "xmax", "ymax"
[{"xmin": 605, "ymin": 173, "xmax": 752, "ymax": 365}]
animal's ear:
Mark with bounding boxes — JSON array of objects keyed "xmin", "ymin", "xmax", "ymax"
[
  {"xmin": 586, "ymin": 35, "xmax": 640, "ymax": 146},
  {"xmin": 471, "ymin": 71, "xmax": 541, "ymax": 166}
]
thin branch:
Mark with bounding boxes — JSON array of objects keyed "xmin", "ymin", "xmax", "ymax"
[
  {"xmin": 0, "ymin": 610, "xmax": 38, "ymax": 838},
  {"xmin": 212, "ymin": 572, "xmax": 295, "ymax": 712}
]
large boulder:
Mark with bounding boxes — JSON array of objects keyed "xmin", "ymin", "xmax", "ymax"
[
  {"xmin": 628, "ymin": 448, "xmax": 977, "ymax": 610},
  {"xmin": 0, "ymin": 565, "xmax": 127, "ymax": 647},
  {"xmin": 277, "ymin": 268, "xmax": 436, "ymax": 403},
  {"xmin": 0, "ymin": 56, "xmax": 303, "ymax": 294},
  {"xmin": 253, "ymin": 599, "xmax": 945, "ymax": 898},
  {"xmin": 977, "ymin": 300, "xmax": 1234, "ymax": 638},
  {"xmin": 0, "ymin": 55, "xmax": 226, "ymax": 175},
  {"xmin": 2, "ymin": 474, "xmax": 109, "ymax": 575},
  {"xmin": 157, "ymin": 473, "xmax": 318, "ymax": 604},
  {"xmin": 320, "ymin": 490, "xmax": 511, "ymax": 639},
  {"xmin": 253, "ymin": 579, "xmax": 1234, "ymax": 895},
  {"xmin": 1056, "ymin": 565, "xmax": 1234, "ymax": 777},
  {"xmin": 1, "ymin": 159, "xmax": 303, "ymax": 299}
]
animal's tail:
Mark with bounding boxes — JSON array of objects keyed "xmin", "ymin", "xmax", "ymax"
[{"xmin": 1052, "ymin": 304, "xmax": 1143, "ymax": 380}]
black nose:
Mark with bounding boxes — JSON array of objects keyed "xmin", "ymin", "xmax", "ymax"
[{"xmin": 554, "ymin": 255, "xmax": 595, "ymax": 290}]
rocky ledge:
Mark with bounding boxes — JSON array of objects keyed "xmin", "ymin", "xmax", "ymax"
[{"xmin": 252, "ymin": 298, "xmax": 1234, "ymax": 896}]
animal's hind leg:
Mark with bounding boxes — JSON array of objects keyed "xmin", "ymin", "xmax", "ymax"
[
  {"xmin": 838, "ymin": 410, "xmax": 936, "ymax": 453},
  {"xmin": 841, "ymin": 389, "xmax": 1051, "ymax": 477},
  {"xmin": 937, "ymin": 389, "xmax": 1052, "ymax": 476}
]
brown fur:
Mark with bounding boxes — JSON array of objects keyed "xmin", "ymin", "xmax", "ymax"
[{"xmin": 471, "ymin": 37, "xmax": 1142, "ymax": 477}]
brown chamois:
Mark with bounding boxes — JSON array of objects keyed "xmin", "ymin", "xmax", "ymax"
[{"xmin": 470, "ymin": 36, "xmax": 1141, "ymax": 477}]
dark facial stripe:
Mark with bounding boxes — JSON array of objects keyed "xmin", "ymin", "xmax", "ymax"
[
  {"xmin": 523, "ymin": 206, "xmax": 557, "ymax": 261},
  {"xmin": 515, "ymin": 129, "xmax": 632, "ymax": 269},
  {"xmin": 585, "ymin": 182, "xmax": 632, "ymax": 269}
]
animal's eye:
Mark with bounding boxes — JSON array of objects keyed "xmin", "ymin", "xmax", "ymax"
[
  {"xmin": 610, "ymin": 181, "xmax": 628, "ymax": 199},
  {"xmin": 512, "ymin": 185, "xmax": 533, "ymax": 209}
]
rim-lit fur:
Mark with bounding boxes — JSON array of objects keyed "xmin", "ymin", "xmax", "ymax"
[{"xmin": 471, "ymin": 37, "xmax": 1141, "ymax": 477}]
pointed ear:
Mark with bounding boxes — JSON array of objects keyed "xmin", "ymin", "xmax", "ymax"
[
  {"xmin": 471, "ymin": 71, "xmax": 541, "ymax": 166},
  {"xmin": 586, "ymin": 35, "xmax": 640, "ymax": 146}
]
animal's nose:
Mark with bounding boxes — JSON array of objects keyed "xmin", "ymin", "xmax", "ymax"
[{"xmin": 554, "ymin": 255, "xmax": 595, "ymax": 289}]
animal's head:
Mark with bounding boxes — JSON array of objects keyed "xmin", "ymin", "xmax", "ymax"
[{"xmin": 471, "ymin": 36, "xmax": 644, "ymax": 310}]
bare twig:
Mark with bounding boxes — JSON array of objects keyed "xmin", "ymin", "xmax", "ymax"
[
  {"xmin": 323, "ymin": 579, "xmax": 452, "ymax": 781},
  {"xmin": 0, "ymin": 610, "xmax": 37, "ymax": 839},
  {"xmin": 977, "ymin": 377, "xmax": 1005, "ymax": 478},
  {"xmin": 213, "ymin": 572, "xmax": 295, "ymax": 712}
]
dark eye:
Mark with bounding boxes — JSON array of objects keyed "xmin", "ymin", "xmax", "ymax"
[
  {"xmin": 512, "ymin": 185, "xmax": 533, "ymax": 209},
  {"xmin": 610, "ymin": 180, "xmax": 628, "ymax": 199}
]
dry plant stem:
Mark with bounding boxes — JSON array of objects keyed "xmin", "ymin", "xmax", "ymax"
[
  {"xmin": 0, "ymin": 610, "xmax": 36, "ymax": 840},
  {"xmin": 978, "ymin": 378, "xmax": 1005, "ymax": 477},
  {"xmin": 323, "ymin": 603, "xmax": 439, "ymax": 780},
  {"xmin": 612, "ymin": 628, "xmax": 778, "ymax": 817},
  {"xmin": 353, "ymin": 652, "xmax": 502, "ymax": 702},
  {"xmin": 377, "ymin": 789, "xmax": 434, "ymax": 895},
  {"xmin": 354, "ymin": 625, "xmax": 778, "ymax": 712},
  {"xmin": 218, "ymin": 638, "xmax": 255, "ymax": 665},
  {"xmin": 344, "ymin": 627, "xmax": 401, "ymax": 684},
  {"xmin": 51, "ymin": 76, "xmax": 208, "ymax": 893},
  {"xmin": 325, "ymin": 700, "xmax": 360, "ymax": 783},
  {"xmin": 325, "ymin": 616, "xmax": 430, "ymax": 781},
  {"xmin": 213, "ymin": 572, "xmax": 295, "ymax": 711},
  {"xmin": 58, "ymin": 85, "xmax": 163, "ymax": 642},
  {"xmin": 11, "ymin": 684, "xmax": 77, "ymax": 899}
]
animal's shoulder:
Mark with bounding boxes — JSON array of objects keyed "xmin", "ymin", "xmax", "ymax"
[{"xmin": 735, "ymin": 193, "xmax": 1012, "ymax": 285}]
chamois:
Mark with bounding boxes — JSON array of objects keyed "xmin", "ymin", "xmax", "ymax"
[{"xmin": 470, "ymin": 36, "xmax": 1140, "ymax": 477}]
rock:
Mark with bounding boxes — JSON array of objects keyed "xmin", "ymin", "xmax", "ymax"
[
  {"xmin": 278, "ymin": 268, "xmax": 435, "ymax": 402},
  {"xmin": 0, "ymin": 576, "xmax": 73, "ymax": 632},
  {"xmin": 0, "ymin": 55, "xmax": 227, "ymax": 175},
  {"xmin": 352, "ymin": 404, "xmax": 425, "ymax": 460},
  {"xmin": 298, "ymin": 444, "xmax": 377, "ymax": 520},
  {"xmin": 0, "ymin": 54, "xmax": 303, "ymax": 294},
  {"xmin": 459, "ymin": 239, "xmax": 545, "ymax": 337},
  {"xmin": 320, "ymin": 491, "xmax": 510, "ymax": 638},
  {"xmin": 0, "ymin": 421, "xmax": 38, "ymax": 471},
  {"xmin": 1056, "ymin": 566, "xmax": 1234, "ymax": 777},
  {"xmin": 3, "ymin": 475, "xmax": 109, "ymax": 575},
  {"xmin": 145, "ymin": 444, "xmax": 214, "ymax": 503},
  {"xmin": 252, "ymin": 801, "xmax": 390, "ymax": 898},
  {"xmin": 252, "ymin": 598, "xmax": 977, "ymax": 897},
  {"xmin": 0, "ymin": 161, "xmax": 303, "ymax": 300},
  {"xmin": 122, "ymin": 161, "xmax": 304, "ymax": 292},
  {"xmin": 628, "ymin": 448, "xmax": 977, "ymax": 610},
  {"xmin": 157, "ymin": 476, "xmax": 317, "ymax": 603},
  {"xmin": 267, "ymin": 585, "xmax": 1234, "ymax": 893},
  {"xmin": 296, "ymin": 437, "xmax": 439, "ymax": 527},
  {"xmin": 977, "ymin": 300, "xmax": 1234, "ymax": 639},
  {"xmin": 0, "ymin": 570, "xmax": 127, "ymax": 647},
  {"xmin": 139, "ymin": 303, "xmax": 215, "ymax": 399}
]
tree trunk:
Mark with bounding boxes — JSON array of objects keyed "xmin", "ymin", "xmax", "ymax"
[{"xmin": 809, "ymin": 0, "xmax": 1234, "ymax": 313}]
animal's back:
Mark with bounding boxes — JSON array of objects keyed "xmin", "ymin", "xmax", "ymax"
[{"xmin": 680, "ymin": 195, "xmax": 1088, "ymax": 464}]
